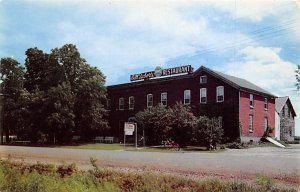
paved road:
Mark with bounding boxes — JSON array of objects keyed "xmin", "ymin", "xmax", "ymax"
[{"xmin": 0, "ymin": 145, "xmax": 299, "ymax": 175}]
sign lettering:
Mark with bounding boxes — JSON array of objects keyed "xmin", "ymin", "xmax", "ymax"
[{"xmin": 130, "ymin": 65, "xmax": 193, "ymax": 81}]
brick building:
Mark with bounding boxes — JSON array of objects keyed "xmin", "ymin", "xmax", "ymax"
[{"xmin": 107, "ymin": 66, "xmax": 276, "ymax": 143}]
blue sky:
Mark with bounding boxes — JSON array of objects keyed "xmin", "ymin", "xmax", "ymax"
[{"xmin": 1, "ymin": 0, "xmax": 300, "ymax": 135}]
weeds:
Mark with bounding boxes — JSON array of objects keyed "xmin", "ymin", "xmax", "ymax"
[{"xmin": 0, "ymin": 159, "xmax": 297, "ymax": 192}]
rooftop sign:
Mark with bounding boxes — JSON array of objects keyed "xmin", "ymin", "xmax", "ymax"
[{"xmin": 130, "ymin": 65, "xmax": 193, "ymax": 81}]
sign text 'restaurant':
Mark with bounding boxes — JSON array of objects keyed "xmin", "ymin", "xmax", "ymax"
[{"xmin": 130, "ymin": 65, "xmax": 193, "ymax": 81}]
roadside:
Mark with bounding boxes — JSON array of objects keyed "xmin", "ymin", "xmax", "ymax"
[{"xmin": 0, "ymin": 144, "xmax": 299, "ymax": 188}]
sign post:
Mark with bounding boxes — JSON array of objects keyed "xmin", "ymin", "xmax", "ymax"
[{"xmin": 124, "ymin": 122, "xmax": 137, "ymax": 149}]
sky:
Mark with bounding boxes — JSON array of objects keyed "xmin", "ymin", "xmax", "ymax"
[{"xmin": 0, "ymin": 0, "xmax": 300, "ymax": 135}]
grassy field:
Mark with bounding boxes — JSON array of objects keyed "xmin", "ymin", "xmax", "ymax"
[
  {"xmin": 0, "ymin": 159, "xmax": 296, "ymax": 192},
  {"xmin": 61, "ymin": 143, "xmax": 225, "ymax": 153}
]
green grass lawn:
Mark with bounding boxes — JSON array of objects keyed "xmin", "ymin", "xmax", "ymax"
[
  {"xmin": 61, "ymin": 143, "xmax": 225, "ymax": 153},
  {"xmin": 62, "ymin": 143, "xmax": 129, "ymax": 150}
]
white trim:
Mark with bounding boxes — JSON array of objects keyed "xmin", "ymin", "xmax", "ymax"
[
  {"xmin": 216, "ymin": 86, "xmax": 224, "ymax": 102},
  {"xmin": 184, "ymin": 90, "xmax": 191, "ymax": 105},
  {"xmin": 161, "ymin": 92, "xmax": 167, "ymax": 106},
  {"xmin": 147, "ymin": 94, "xmax": 153, "ymax": 108},
  {"xmin": 119, "ymin": 97, "xmax": 124, "ymax": 110},
  {"xmin": 129, "ymin": 96, "xmax": 134, "ymax": 110},
  {"xmin": 250, "ymin": 94, "xmax": 254, "ymax": 107},
  {"xmin": 200, "ymin": 75, "xmax": 207, "ymax": 84},
  {"xmin": 200, "ymin": 88, "xmax": 207, "ymax": 103}
]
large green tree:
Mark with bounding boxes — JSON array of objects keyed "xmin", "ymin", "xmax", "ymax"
[
  {"xmin": 135, "ymin": 104, "xmax": 173, "ymax": 145},
  {"xmin": 22, "ymin": 44, "xmax": 108, "ymax": 143},
  {"xmin": 0, "ymin": 58, "xmax": 25, "ymax": 143},
  {"xmin": 193, "ymin": 116, "xmax": 223, "ymax": 150},
  {"xmin": 169, "ymin": 102, "xmax": 196, "ymax": 147}
]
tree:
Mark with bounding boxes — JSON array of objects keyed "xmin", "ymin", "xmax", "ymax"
[
  {"xmin": 135, "ymin": 104, "xmax": 173, "ymax": 145},
  {"xmin": 193, "ymin": 116, "xmax": 223, "ymax": 150},
  {"xmin": 296, "ymin": 65, "xmax": 300, "ymax": 90},
  {"xmin": 22, "ymin": 44, "xmax": 108, "ymax": 143},
  {"xmin": 169, "ymin": 102, "xmax": 196, "ymax": 147},
  {"xmin": 0, "ymin": 57, "xmax": 25, "ymax": 143},
  {"xmin": 45, "ymin": 82, "xmax": 75, "ymax": 143}
]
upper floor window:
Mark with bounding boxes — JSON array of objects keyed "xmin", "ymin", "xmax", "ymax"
[
  {"xmin": 147, "ymin": 94, "xmax": 153, "ymax": 108},
  {"xmin": 106, "ymin": 99, "xmax": 111, "ymax": 110},
  {"xmin": 161, "ymin": 92, "xmax": 167, "ymax": 106},
  {"xmin": 200, "ymin": 76, "xmax": 207, "ymax": 84},
  {"xmin": 264, "ymin": 98, "xmax": 268, "ymax": 110},
  {"xmin": 200, "ymin": 88, "xmax": 207, "ymax": 103},
  {"xmin": 249, "ymin": 115, "xmax": 253, "ymax": 133},
  {"xmin": 216, "ymin": 86, "xmax": 224, "ymax": 102},
  {"xmin": 184, "ymin": 90, "xmax": 191, "ymax": 105},
  {"xmin": 129, "ymin": 96, "xmax": 134, "ymax": 110},
  {"xmin": 250, "ymin": 94, "xmax": 254, "ymax": 107},
  {"xmin": 282, "ymin": 106, "xmax": 285, "ymax": 117},
  {"xmin": 119, "ymin": 97, "xmax": 124, "ymax": 110}
]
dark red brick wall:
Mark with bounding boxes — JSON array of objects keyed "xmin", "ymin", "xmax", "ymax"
[
  {"xmin": 107, "ymin": 71, "xmax": 240, "ymax": 141},
  {"xmin": 240, "ymin": 91, "xmax": 275, "ymax": 138}
]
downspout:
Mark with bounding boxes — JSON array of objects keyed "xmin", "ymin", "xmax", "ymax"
[{"xmin": 238, "ymin": 90, "xmax": 242, "ymax": 140}]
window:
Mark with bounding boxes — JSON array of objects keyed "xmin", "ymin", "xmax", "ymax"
[
  {"xmin": 161, "ymin": 92, "xmax": 167, "ymax": 106},
  {"xmin": 200, "ymin": 88, "xmax": 207, "ymax": 103},
  {"xmin": 147, "ymin": 94, "xmax": 153, "ymax": 108},
  {"xmin": 264, "ymin": 98, "xmax": 268, "ymax": 110},
  {"xmin": 264, "ymin": 117, "xmax": 268, "ymax": 131},
  {"xmin": 216, "ymin": 86, "xmax": 224, "ymax": 102},
  {"xmin": 106, "ymin": 99, "xmax": 111, "ymax": 110},
  {"xmin": 287, "ymin": 107, "xmax": 290, "ymax": 118},
  {"xmin": 119, "ymin": 98, "xmax": 124, "ymax": 110},
  {"xmin": 249, "ymin": 115, "xmax": 253, "ymax": 133},
  {"xmin": 200, "ymin": 76, "xmax": 207, "ymax": 84},
  {"xmin": 250, "ymin": 94, "xmax": 254, "ymax": 107},
  {"xmin": 129, "ymin": 96, "xmax": 134, "ymax": 110},
  {"xmin": 184, "ymin": 90, "xmax": 191, "ymax": 105}
]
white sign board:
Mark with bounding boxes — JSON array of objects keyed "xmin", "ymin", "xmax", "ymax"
[{"xmin": 124, "ymin": 122, "xmax": 135, "ymax": 135}]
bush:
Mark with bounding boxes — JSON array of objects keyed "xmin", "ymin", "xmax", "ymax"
[{"xmin": 226, "ymin": 142, "xmax": 248, "ymax": 149}]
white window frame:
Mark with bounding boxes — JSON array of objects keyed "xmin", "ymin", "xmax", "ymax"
[
  {"xmin": 119, "ymin": 97, "xmax": 124, "ymax": 110},
  {"xmin": 200, "ymin": 88, "xmax": 207, "ymax": 104},
  {"xmin": 161, "ymin": 92, "xmax": 167, "ymax": 106},
  {"xmin": 184, "ymin": 90, "xmax": 191, "ymax": 105},
  {"xmin": 250, "ymin": 94, "xmax": 254, "ymax": 107},
  {"xmin": 147, "ymin": 94, "xmax": 153, "ymax": 108},
  {"xmin": 129, "ymin": 96, "xmax": 134, "ymax": 110},
  {"xmin": 264, "ymin": 98, "xmax": 268, "ymax": 110},
  {"xmin": 200, "ymin": 75, "xmax": 207, "ymax": 84},
  {"xmin": 249, "ymin": 115, "xmax": 253, "ymax": 133},
  {"xmin": 216, "ymin": 86, "xmax": 224, "ymax": 102}
]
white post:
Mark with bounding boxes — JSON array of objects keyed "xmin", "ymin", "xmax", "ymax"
[
  {"xmin": 135, "ymin": 123, "xmax": 137, "ymax": 149},
  {"xmin": 124, "ymin": 131, "xmax": 126, "ymax": 149}
]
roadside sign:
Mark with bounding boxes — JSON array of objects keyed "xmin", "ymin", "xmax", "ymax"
[
  {"xmin": 124, "ymin": 122, "xmax": 138, "ymax": 149},
  {"xmin": 124, "ymin": 122, "xmax": 135, "ymax": 135}
]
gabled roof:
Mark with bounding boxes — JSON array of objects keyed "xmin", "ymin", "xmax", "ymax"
[
  {"xmin": 108, "ymin": 65, "xmax": 276, "ymax": 97},
  {"xmin": 195, "ymin": 66, "xmax": 276, "ymax": 97},
  {"xmin": 275, "ymin": 96, "xmax": 297, "ymax": 116}
]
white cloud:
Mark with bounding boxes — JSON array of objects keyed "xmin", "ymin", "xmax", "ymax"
[
  {"xmin": 216, "ymin": 46, "xmax": 300, "ymax": 135},
  {"xmin": 208, "ymin": 0, "xmax": 293, "ymax": 22}
]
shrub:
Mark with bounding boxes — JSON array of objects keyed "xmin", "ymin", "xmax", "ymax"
[{"xmin": 226, "ymin": 142, "xmax": 248, "ymax": 149}]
